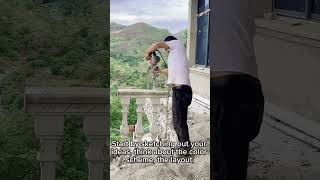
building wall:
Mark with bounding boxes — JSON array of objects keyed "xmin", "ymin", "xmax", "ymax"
[
  {"xmin": 190, "ymin": 68, "xmax": 210, "ymax": 99},
  {"xmin": 253, "ymin": 1, "xmax": 320, "ymax": 123},
  {"xmin": 187, "ymin": 0, "xmax": 210, "ymax": 100},
  {"xmin": 187, "ymin": 0, "xmax": 198, "ymax": 67}
]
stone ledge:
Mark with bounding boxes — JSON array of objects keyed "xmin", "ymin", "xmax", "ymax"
[
  {"xmin": 264, "ymin": 102, "xmax": 320, "ymax": 149},
  {"xmin": 24, "ymin": 87, "xmax": 108, "ymax": 114},
  {"xmin": 25, "ymin": 104, "xmax": 109, "ymax": 114},
  {"xmin": 25, "ymin": 87, "xmax": 108, "ymax": 104},
  {"xmin": 255, "ymin": 16, "xmax": 320, "ymax": 48},
  {"xmin": 190, "ymin": 67, "xmax": 210, "ymax": 77},
  {"xmin": 118, "ymin": 89, "xmax": 168, "ymax": 98}
]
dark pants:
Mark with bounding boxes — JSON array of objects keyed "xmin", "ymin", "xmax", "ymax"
[
  {"xmin": 172, "ymin": 85, "xmax": 193, "ymax": 146},
  {"xmin": 212, "ymin": 74, "xmax": 264, "ymax": 180}
]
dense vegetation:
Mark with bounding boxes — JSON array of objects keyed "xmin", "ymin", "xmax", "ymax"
[
  {"xmin": 110, "ymin": 22, "xmax": 187, "ymax": 141},
  {"xmin": 0, "ymin": 0, "xmax": 108, "ymax": 179},
  {"xmin": 0, "ymin": 0, "xmax": 186, "ymax": 178}
]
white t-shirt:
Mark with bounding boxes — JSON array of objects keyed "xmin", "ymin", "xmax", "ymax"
[
  {"xmin": 165, "ymin": 40, "xmax": 191, "ymax": 86},
  {"xmin": 211, "ymin": 0, "xmax": 258, "ymax": 78}
]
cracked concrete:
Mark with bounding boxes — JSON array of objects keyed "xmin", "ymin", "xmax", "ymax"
[{"xmin": 110, "ymin": 100, "xmax": 210, "ymax": 180}]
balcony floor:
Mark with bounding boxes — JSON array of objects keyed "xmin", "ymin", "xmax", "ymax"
[
  {"xmin": 110, "ymin": 100, "xmax": 320, "ymax": 180},
  {"xmin": 248, "ymin": 116, "xmax": 320, "ymax": 180},
  {"xmin": 110, "ymin": 99, "xmax": 210, "ymax": 180}
]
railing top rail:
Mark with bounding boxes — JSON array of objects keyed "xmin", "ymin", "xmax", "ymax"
[
  {"xmin": 25, "ymin": 87, "xmax": 108, "ymax": 104},
  {"xmin": 118, "ymin": 89, "xmax": 168, "ymax": 97}
]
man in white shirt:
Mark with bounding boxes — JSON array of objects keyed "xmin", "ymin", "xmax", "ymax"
[
  {"xmin": 145, "ymin": 36, "xmax": 192, "ymax": 153},
  {"xmin": 212, "ymin": 0, "xmax": 264, "ymax": 179}
]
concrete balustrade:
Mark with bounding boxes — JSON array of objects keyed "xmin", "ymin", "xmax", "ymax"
[
  {"xmin": 118, "ymin": 89, "xmax": 168, "ymax": 141},
  {"xmin": 24, "ymin": 87, "xmax": 108, "ymax": 180}
]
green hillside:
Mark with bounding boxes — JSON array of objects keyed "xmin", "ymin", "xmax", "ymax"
[
  {"xmin": 110, "ymin": 22, "xmax": 170, "ymax": 141},
  {"xmin": 110, "ymin": 22, "xmax": 170, "ymax": 64},
  {"xmin": 110, "ymin": 22, "xmax": 187, "ymax": 141},
  {"xmin": 110, "ymin": 22, "xmax": 127, "ymax": 32},
  {"xmin": 0, "ymin": 0, "xmax": 108, "ymax": 179},
  {"xmin": 110, "ymin": 21, "xmax": 187, "ymax": 90}
]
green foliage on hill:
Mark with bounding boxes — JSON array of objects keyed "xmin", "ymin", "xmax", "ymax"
[
  {"xmin": 0, "ymin": 0, "xmax": 108, "ymax": 179},
  {"xmin": 110, "ymin": 22, "xmax": 187, "ymax": 141},
  {"xmin": 110, "ymin": 22, "xmax": 127, "ymax": 32},
  {"xmin": 110, "ymin": 22, "xmax": 171, "ymax": 65}
]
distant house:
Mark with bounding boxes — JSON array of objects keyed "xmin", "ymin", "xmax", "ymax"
[{"xmin": 187, "ymin": 0, "xmax": 211, "ymax": 105}]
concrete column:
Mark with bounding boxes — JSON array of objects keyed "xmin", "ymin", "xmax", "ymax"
[
  {"xmin": 187, "ymin": 0, "xmax": 198, "ymax": 67},
  {"xmin": 83, "ymin": 115, "xmax": 107, "ymax": 180},
  {"xmin": 150, "ymin": 98, "xmax": 161, "ymax": 140},
  {"xmin": 34, "ymin": 115, "xmax": 65, "ymax": 180},
  {"xmin": 120, "ymin": 96, "xmax": 130, "ymax": 141},
  {"xmin": 134, "ymin": 98, "xmax": 145, "ymax": 141}
]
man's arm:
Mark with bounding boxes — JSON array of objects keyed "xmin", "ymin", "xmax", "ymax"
[{"xmin": 144, "ymin": 42, "xmax": 170, "ymax": 60}]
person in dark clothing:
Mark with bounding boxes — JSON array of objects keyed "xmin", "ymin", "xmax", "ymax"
[
  {"xmin": 212, "ymin": 75, "xmax": 264, "ymax": 179},
  {"xmin": 145, "ymin": 36, "xmax": 192, "ymax": 152},
  {"xmin": 211, "ymin": 0, "xmax": 265, "ymax": 179}
]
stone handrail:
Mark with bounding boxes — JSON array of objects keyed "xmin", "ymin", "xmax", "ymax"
[
  {"xmin": 24, "ymin": 87, "xmax": 108, "ymax": 180},
  {"xmin": 117, "ymin": 89, "xmax": 168, "ymax": 141}
]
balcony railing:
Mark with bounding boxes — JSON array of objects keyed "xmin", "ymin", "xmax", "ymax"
[
  {"xmin": 24, "ymin": 87, "xmax": 108, "ymax": 180},
  {"xmin": 117, "ymin": 89, "xmax": 169, "ymax": 141}
]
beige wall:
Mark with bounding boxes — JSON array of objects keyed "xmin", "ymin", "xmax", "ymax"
[
  {"xmin": 255, "ymin": 36, "xmax": 320, "ymax": 123},
  {"xmin": 190, "ymin": 68, "xmax": 210, "ymax": 99},
  {"xmin": 254, "ymin": 17, "xmax": 320, "ymax": 123}
]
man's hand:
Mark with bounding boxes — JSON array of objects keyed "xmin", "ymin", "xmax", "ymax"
[
  {"xmin": 152, "ymin": 66, "xmax": 161, "ymax": 74},
  {"xmin": 152, "ymin": 66, "xmax": 168, "ymax": 76},
  {"xmin": 144, "ymin": 52, "xmax": 152, "ymax": 60}
]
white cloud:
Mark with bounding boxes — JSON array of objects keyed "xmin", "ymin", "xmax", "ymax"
[{"xmin": 110, "ymin": 0, "xmax": 188, "ymax": 33}]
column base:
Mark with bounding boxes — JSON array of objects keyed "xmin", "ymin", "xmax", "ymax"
[
  {"xmin": 40, "ymin": 162, "xmax": 56, "ymax": 180},
  {"xmin": 88, "ymin": 161, "xmax": 105, "ymax": 180}
]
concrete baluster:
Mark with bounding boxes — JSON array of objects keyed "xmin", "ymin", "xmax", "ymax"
[
  {"xmin": 34, "ymin": 115, "xmax": 65, "ymax": 180},
  {"xmin": 134, "ymin": 98, "xmax": 145, "ymax": 141},
  {"xmin": 120, "ymin": 96, "xmax": 130, "ymax": 141},
  {"xmin": 150, "ymin": 98, "xmax": 161, "ymax": 140},
  {"xmin": 83, "ymin": 115, "xmax": 107, "ymax": 180}
]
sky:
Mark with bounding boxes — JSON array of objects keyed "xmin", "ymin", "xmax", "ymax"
[{"xmin": 110, "ymin": 0, "xmax": 189, "ymax": 34}]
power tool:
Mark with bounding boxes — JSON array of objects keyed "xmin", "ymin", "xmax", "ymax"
[
  {"xmin": 147, "ymin": 50, "xmax": 167, "ymax": 89},
  {"xmin": 147, "ymin": 51, "xmax": 161, "ymax": 79}
]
